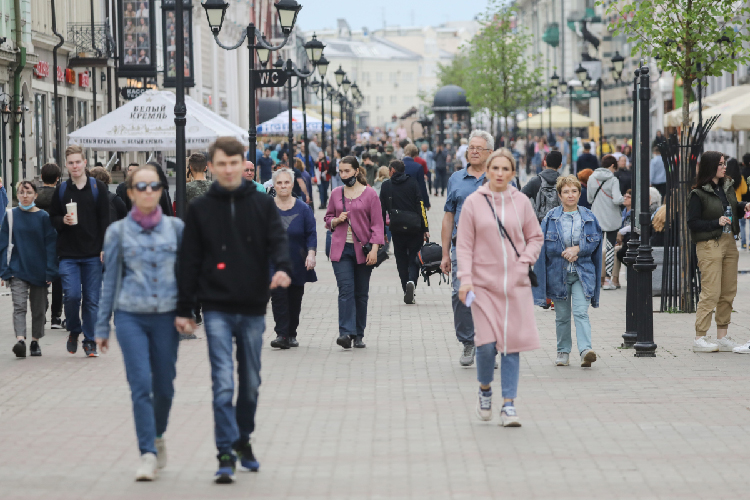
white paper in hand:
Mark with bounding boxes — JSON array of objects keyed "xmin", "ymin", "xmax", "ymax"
[{"xmin": 465, "ymin": 291, "xmax": 476, "ymax": 307}]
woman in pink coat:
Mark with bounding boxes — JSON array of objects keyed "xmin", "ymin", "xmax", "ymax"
[{"xmin": 457, "ymin": 149, "xmax": 543, "ymax": 427}]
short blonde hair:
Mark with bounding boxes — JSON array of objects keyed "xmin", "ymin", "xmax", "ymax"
[
  {"xmin": 375, "ymin": 166, "xmax": 390, "ymax": 182},
  {"xmin": 556, "ymin": 175, "xmax": 582, "ymax": 195},
  {"xmin": 65, "ymin": 144, "xmax": 84, "ymax": 159},
  {"xmin": 404, "ymin": 144, "xmax": 419, "ymax": 157},
  {"xmin": 485, "ymin": 148, "xmax": 516, "ymax": 172}
]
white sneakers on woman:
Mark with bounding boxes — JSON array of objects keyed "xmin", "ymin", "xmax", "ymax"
[
  {"xmin": 135, "ymin": 453, "xmax": 157, "ymax": 481},
  {"xmin": 693, "ymin": 337, "xmax": 719, "ymax": 352},
  {"xmin": 733, "ymin": 341, "xmax": 750, "ymax": 354}
]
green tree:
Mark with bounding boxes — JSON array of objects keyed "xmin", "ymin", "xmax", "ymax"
[
  {"xmin": 436, "ymin": 53, "xmax": 470, "ymax": 90},
  {"xmin": 462, "ymin": 0, "xmax": 543, "ymax": 137},
  {"xmin": 602, "ymin": 0, "xmax": 750, "ymax": 132}
]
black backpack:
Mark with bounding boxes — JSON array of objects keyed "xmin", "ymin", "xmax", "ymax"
[{"xmin": 417, "ymin": 240, "xmax": 447, "ymax": 286}]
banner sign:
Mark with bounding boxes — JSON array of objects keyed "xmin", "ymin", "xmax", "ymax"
[
  {"xmin": 121, "ymin": 87, "xmax": 148, "ymax": 100},
  {"xmin": 253, "ymin": 70, "xmax": 288, "ymax": 88},
  {"xmin": 118, "ymin": 0, "xmax": 157, "ymax": 77},
  {"xmin": 162, "ymin": 0, "xmax": 195, "ymax": 88}
]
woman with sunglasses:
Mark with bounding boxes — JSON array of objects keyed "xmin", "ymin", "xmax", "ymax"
[
  {"xmin": 95, "ymin": 165, "xmax": 184, "ymax": 481},
  {"xmin": 688, "ymin": 152, "xmax": 750, "ymax": 353}
]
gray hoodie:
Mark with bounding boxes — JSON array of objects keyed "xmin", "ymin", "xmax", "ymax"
[{"xmin": 587, "ymin": 168, "xmax": 624, "ymax": 231}]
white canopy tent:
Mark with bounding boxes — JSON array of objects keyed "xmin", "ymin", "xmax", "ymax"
[
  {"xmin": 68, "ymin": 90, "xmax": 248, "ymax": 151},
  {"xmin": 702, "ymin": 94, "xmax": 750, "ymax": 131},
  {"xmin": 662, "ymin": 85, "xmax": 750, "ymax": 128},
  {"xmin": 256, "ymin": 108, "xmax": 332, "ymax": 135},
  {"xmin": 516, "ymin": 105, "xmax": 594, "ymax": 129}
]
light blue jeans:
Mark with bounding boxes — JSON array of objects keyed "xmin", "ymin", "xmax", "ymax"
[
  {"xmin": 451, "ymin": 245, "xmax": 474, "ymax": 345},
  {"xmin": 476, "ymin": 343, "xmax": 519, "ymax": 400},
  {"xmin": 741, "ymin": 218, "xmax": 748, "ymax": 247},
  {"xmin": 554, "ymin": 272, "xmax": 592, "ymax": 355}
]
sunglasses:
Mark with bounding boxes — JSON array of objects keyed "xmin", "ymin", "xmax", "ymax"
[{"xmin": 134, "ymin": 181, "xmax": 163, "ymax": 192}]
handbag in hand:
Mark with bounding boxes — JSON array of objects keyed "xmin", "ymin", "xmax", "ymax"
[
  {"xmin": 341, "ymin": 189, "xmax": 389, "ymax": 267},
  {"xmin": 483, "ymin": 195, "xmax": 538, "ymax": 287}
]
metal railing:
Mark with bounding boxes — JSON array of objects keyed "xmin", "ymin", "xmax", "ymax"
[{"xmin": 67, "ymin": 22, "xmax": 115, "ymax": 58}]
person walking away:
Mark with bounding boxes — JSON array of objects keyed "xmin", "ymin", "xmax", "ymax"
[
  {"xmin": 456, "ymin": 149, "xmax": 543, "ymax": 427},
  {"xmin": 402, "ymin": 144, "xmax": 431, "ymax": 211},
  {"xmin": 379, "ymin": 159, "xmax": 429, "ymax": 304},
  {"xmin": 36, "ymin": 163, "xmax": 64, "ymax": 329},
  {"xmin": 258, "ymin": 148, "xmax": 275, "ymax": 184},
  {"xmin": 316, "ymin": 150, "xmax": 331, "ymax": 209},
  {"xmin": 687, "ymin": 152, "xmax": 749, "ymax": 353},
  {"xmin": 1, "ymin": 181, "xmax": 58, "ymax": 357},
  {"xmin": 650, "ymin": 147, "xmax": 667, "ymax": 197},
  {"xmin": 433, "ymin": 146, "xmax": 449, "ymax": 196},
  {"xmin": 373, "ymin": 167, "xmax": 392, "ymax": 253},
  {"xmin": 175, "ymin": 137, "xmax": 292, "ymax": 483},
  {"xmin": 613, "ymin": 155, "xmax": 631, "ymax": 196},
  {"xmin": 440, "ymin": 130, "xmax": 494, "ymax": 367},
  {"xmin": 725, "ymin": 158, "xmax": 747, "ymax": 248},
  {"xmin": 577, "ymin": 169, "xmax": 594, "ymax": 210},
  {"xmin": 94, "ymin": 165, "xmax": 183, "ymax": 481},
  {"xmin": 587, "ymin": 155, "xmax": 623, "ymax": 290},
  {"xmin": 117, "ymin": 163, "xmax": 140, "ymax": 211},
  {"xmin": 576, "ymin": 142, "xmax": 599, "ymax": 174},
  {"xmin": 90, "ymin": 167, "xmax": 128, "ymax": 224},
  {"xmin": 521, "ymin": 150, "xmax": 562, "ymax": 222},
  {"xmin": 420, "ymin": 143, "xmax": 435, "ymax": 195},
  {"xmin": 324, "ymin": 156, "xmax": 384, "ymax": 349},
  {"xmin": 49, "ymin": 145, "xmax": 110, "ymax": 357},
  {"xmin": 268, "ymin": 168, "xmax": 317, "ymax": 349},
  {"xmin": 186, "ymin": 153, "xmax": 212, "ymax": 203},
  {"xmin": 362, "ymin": 152, "xmax": 378, "ymax": 187},
  {"xmin": 533, "ymin": 175, "xmax": 602, "ymax": 368}
]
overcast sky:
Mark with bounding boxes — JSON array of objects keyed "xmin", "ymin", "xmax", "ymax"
[{"xmin": 295, "ymin": 0, "xmax": 489, "ymax": 32}]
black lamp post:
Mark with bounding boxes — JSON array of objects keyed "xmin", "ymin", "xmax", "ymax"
[
  {"xmin": 550, "ymin": 72, "xmax": 559, "ymax": 144},
  {"xmin": 14, "ymin": 104, "xmax": 26, "ymax": 181},
  {"xmin": 202, "ymin": 0, "xmax": 301, "ymax": 210},
  {"xmin": 309, "ymin": 54, "xmax": 329, "ymax": 157},
  {"xmin": 0, "ymin": 95, "xmax": 11, "ymax": 189}
]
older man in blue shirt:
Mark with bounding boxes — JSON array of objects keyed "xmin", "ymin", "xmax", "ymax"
[{"xmin": 440, "ymin": 129, "xmax": 494, "ymax": 367}]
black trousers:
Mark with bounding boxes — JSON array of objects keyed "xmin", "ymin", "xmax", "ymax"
[
  {"xmin": 392, "ymin": 232, "xmax": 424, "ymax": 292},
  {"xmin": 50, "ymin": 277, "xmax": 63, "ymax": 318},
  {"xmin": 271, "ymin": 284, "xmax": 305, "ymax": 338},
  {"xmin": 434, "ymin": 169, "xmax": 448, "ymax": 194}
]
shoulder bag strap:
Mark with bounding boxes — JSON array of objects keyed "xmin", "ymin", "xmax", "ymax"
[
  {"xmin": 591, "ymin": 178, "xmax": 608, "ymax": 204},
  {"xmin": 6, "ymin": 208, "xmax": 13, "ymax": 266},
  {"xmin": 483, "ymin": 195, "xmax": 521, "ymax": 259}
]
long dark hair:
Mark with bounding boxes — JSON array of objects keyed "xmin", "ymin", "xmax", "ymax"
[
  {"xmin": 726, "ymin": 157, "xmax": 742, "ymax": 188},
  {"xmin": 692, "ymin": 151, "xmax": 724, "ymax": 189},
  {"xmin": 340, "ymin": 156, "xmax": 367, "ymax": 185},
  {"xmin": 147, "ymin": 161, "xmax": 170, "ymax": 192}
]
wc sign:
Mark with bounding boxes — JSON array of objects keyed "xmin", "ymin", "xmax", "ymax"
[{"xmin": 253, "ymin": 70, "xmax": 288, "ymax": 88}]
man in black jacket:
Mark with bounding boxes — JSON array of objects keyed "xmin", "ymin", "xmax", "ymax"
[
  {"xmin": 402, "ymin": 143, "xmax": 431, "ymax": 210},
  {"xmin": 576, "ymin": 142, "xmax": 599, "ymax": 174},
  {"xmin": 380, "ymin": 159, "xmax": 429, "ymax": 304},
  {"xmin": 175, "ymin": 137, "xmax": 291, "ymax": 484},
  {"xmin": 49, "ymin": 145, "xmax": 110, "ymax": 357}
]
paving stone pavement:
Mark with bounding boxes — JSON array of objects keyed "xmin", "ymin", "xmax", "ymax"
[{"xmin": 2, "ymin": 195, "xmax": 750, "ymax": 500}]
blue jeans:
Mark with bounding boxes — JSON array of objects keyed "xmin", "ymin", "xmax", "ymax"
[
  {"xmin": 331, "ymin": 243, "xmax": 373, "ymax": 338},
  {"xmin": 114, "ymin": 311, "xmax": 179, "ymax": 455},
  {"xmin": 59, "ymin": 257, "xmax": 102, "ymax": 342},
  {"xmin": 451, "ymin": 245, "xmax": 474, "ymax": 345},
  {"xmin": 476, "ymin": 343, "xmax": 519, "ymax": 399},
  {"xmin": 319, "ymin": 179, "xmax": 329, "ymax": 207},
  {"xmin": 741, "ymin": 218, "xmax": 748, "ymax": 247},
  {"xmin": 204, "ymin": 311, "xmax": 265, "ymax": 454},
  {"xmin": 554, "ymin": 272, "xmax": 592, "ymax": 355}
]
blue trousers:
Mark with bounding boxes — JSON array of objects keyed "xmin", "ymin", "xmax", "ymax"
[
  {"xmin": 204, "ymin": 311, "xmax": 265, "ymax": 454},
  {"xmin": 114, "ymin": 311, "xmax": 179, "ymax": 455},
  {"xmin": 476, "ymin": 343, "xmax": 519, "ymax": 400},
  {"xmin": 319, "ymin": 179, "xmax": 329, "ymax": 207},
  {"xmin": 451, "ymin": 245, "xmax": 474, "ymax": 345},
  {"xmin": 331, "ymin": 243, "xmax": 373, "ymax": 338},
  {"xmin": 59, "ymin": 256, "xmax": 102, "ymax": 342},
  {"xmin": 554, "ymin": 272, "xmax": 593, "ymax": 355}
]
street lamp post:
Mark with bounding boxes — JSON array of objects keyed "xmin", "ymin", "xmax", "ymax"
[
  {"xmin": 550, "ymin": 72, "xmax": 559, "ymax": 145},
  {"xmin": 0, "ymin": 96, "xmax": 10, "ymax": 190},
  {"xmin": 202, "ymin": 0, "xmax": 302, "ymax": 208}
]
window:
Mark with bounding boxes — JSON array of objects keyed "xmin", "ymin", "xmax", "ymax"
[
  {"xmin": 34, "ymin": 93, "xmax": 47, "ymax": 167},
  {"xmin": 403, "ymin": 96, "xmax": 411, "ymax": 105},
  {"xmin": 376, "ymin": 96, "xmax": 384, "ymax": 106},
  {"xmin": 375, "ymin": 72, "xmax": 383, "ymax": 83},
  {"xmin": 362, "ymin": 72, "xmax": 370, "ymax": 83},
  {"xmin": 389, "ymin": 72, "xmax": 397, "ymax": 83},
  {"xmin": 77, "ymin": 100, "xmax": 88, "ymax": 129},
  {"xmin": 390, "ymin": 95, "xmax": 397, "ymax": 105},
  {"xmin": 66, "ymin": 97, "xmax": 75, "ymax": 135},
  {"xmin": 403, "ymin": 72, "xmax": 413, "ymax": 83}
]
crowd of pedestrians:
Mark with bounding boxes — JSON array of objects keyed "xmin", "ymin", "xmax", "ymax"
[{"xmin": 4, "ymin": 128, "xmax": 750, "ymax": 484}]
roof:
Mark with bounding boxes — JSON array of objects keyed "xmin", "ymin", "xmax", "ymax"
[
  {"xmin": 318, "ymin": 36, "xmax": 422, "ymax": 61},
  {"xmin": 433, "ymin": 85, "xmax": 470, "ymax": 110}
]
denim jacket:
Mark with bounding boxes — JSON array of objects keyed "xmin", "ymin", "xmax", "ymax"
[
  {"xmin": 532, "ymin": 205, "xmax": 602, "ymax": 307},
  {"xmin": 95, "ymin": 215, "xmax": 184, "ymax": 339}
]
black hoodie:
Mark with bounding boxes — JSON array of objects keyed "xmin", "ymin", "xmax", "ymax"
[
  {"xmin": 177, "ymin": 180, "xmax": 292, "ymax": 317},
  {"xmin": 379, "ymin": 171, "xmax": 429, "ymax": 234}
]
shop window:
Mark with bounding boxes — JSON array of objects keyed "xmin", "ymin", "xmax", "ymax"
[{"xmin": 35, "ymin": 93, "xmax": 47, "ymax": 167}]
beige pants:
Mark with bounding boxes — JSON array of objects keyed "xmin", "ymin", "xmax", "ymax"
[{"xmin": 695, "ymin": 234, "xmax": 739, "ymax": 335}]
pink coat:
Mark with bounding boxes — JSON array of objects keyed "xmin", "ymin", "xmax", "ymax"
[{"xmin": 456, "ymin": 185, "xmax": 544, "ymax": 353}]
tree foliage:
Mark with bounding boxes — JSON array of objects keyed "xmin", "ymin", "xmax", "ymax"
[
  {"xmin": 602, "ymin": 0, "xmax": 750, "ymax": 131},
  {"xmin": 461, "ymin": 0, "xmax": 543, "ymax": 135}
]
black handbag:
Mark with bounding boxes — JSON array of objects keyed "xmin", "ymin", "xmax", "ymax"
[
  {"xmin": 341, "ymin": 189, "xmax": 389, "ymax": 267},
  {"xmin": 483, "ymin": 195, "xmax": 538, "ymax": 287},
  {"xmin": 387, "ymin": 184, "xmax": 423, "ymax": 233}
]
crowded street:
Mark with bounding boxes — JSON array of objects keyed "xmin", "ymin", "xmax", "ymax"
[{"xmin": 2, "ymin": 201, "xmax": 750, "ymax": 499}]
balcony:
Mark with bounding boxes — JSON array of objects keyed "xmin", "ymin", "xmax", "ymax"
[{"xmin": 67, "ymin": 22, "xmax": 115, "ymax": 68}]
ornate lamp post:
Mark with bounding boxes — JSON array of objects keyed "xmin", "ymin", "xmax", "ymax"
[{"xmin": 549, "ymin": 72, "xmax": 559, "ymax": 143}]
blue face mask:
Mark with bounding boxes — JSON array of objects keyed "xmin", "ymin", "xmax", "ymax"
[{"xmin": 19, "ymin": 202, "xmax": 36, "ymax": 211}]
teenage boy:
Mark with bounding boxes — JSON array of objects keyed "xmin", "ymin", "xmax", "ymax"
[
  {"xmin": 36, "ymin": 163, "xmax": 64, "ymax": 329},
  {"xmin": 176, "ymin": 137, "xmax": 292, "ymax": 484},
  {"xmin": 185, "ymin": 152, "xmax": 211, "ymax": 203},
  {"xmin": 49, "ymin": 145, "xmax": 110, "ymax": 357}
]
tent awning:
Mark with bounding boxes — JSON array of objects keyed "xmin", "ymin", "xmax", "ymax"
[
  {"xmin": 702, "ymin": 93, "xmax": 750, "ymax": 131},
  {"xmin": 516, "ymin": 105, "xmax": 594, "ymax": 128},
  {"xmin": 68, "ymin": 90, "xmax": 248, "ymax": 151},
  {"xmin": 257, "ymin": 108, "xmax": 332, "ymax": 135}
]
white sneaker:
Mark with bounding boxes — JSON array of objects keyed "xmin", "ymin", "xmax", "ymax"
[
  {"xmin": 692, "ymin": 336, "xmax": 719, "ymax": 353},
  {"xmin": 500, "ymin": 404, "xmax": 521, "ymax": 427},
  {"xmin": 732, "ymin": 341, "xmax": 750, "ymax": 354},
  {"xmin": 459, "ymin": 344, "xmax": 476, "ymax": 367},
  {"xmin": 715, "ymin": 336, "xmax": 741, "ymax": 352},
  {"xmin": 135, "ymin": 453, "xmax": 157, "ymax": 481},
  {"xmin": 476, "ymin": 390, "xmax": 492, "ymax": 421},
  {"xmin": 155, "ymin": 437, "xmax": 167, "ymax": 469},
  {"xmin": 602, "ymin": 280, "xmax": 617, "ymax": 290}
]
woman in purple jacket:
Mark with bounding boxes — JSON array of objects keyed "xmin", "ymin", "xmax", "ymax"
[{"xmin": 324, "ymin": 156, "xmax": 385, "ymax": 349}]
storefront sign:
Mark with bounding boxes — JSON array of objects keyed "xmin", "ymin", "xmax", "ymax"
[
  {"xmin": 65, "ymin": 69, "xmax": 76, "ymax": 84},
  {"xmin": 118, "ymin": 0, "xmax": 157, "ymax": 78},
  {"xmin": 161, "ymin": 0, "xmax": 195, "ymax": 88},
  {"xmin": 33, "ymin": 61, "xmax": 50, "ymax": 79},
  {"xmin": 121, "ymin": 87, "xmax": 147, "ymax": 100},
  {"xmin": 57, "ymin": 66, "xmax": 64, "ymax": 82},
  {"xmin": 79, "ymin": 72, "xmax": 91, "ymax": 88}
]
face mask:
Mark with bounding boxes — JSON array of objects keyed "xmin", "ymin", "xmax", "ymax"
[
  {"xmin": 19, "ymin": 202, "xmax": 36, "ymax": 211},
  {"xmin": 342, "ymin": 175, "xmax": 357, "ymax": 188}
]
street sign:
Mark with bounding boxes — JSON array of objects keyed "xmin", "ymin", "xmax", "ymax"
[
  {"xmin": 253, "ymin": 70, "xmax": 288, "ymax": 88},
  {"xmin": 121, "ymin": 87, "xmax": 147, "ymax": 100}
]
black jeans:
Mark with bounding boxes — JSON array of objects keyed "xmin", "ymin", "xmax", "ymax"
[
  {"xmin": 392, "ymin": 232, "xmax": 424, "ymax": 292},
  {"xmin": 50, "ymin": 277, "xmax": 63, "ymax": 318},
  {"xmin": 434, "ymin": 169, "xmax": 448, "ymax": 195},
  {"xmin": 271, "ymin": 284, "xmax": 305, "ymax": 338}
]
